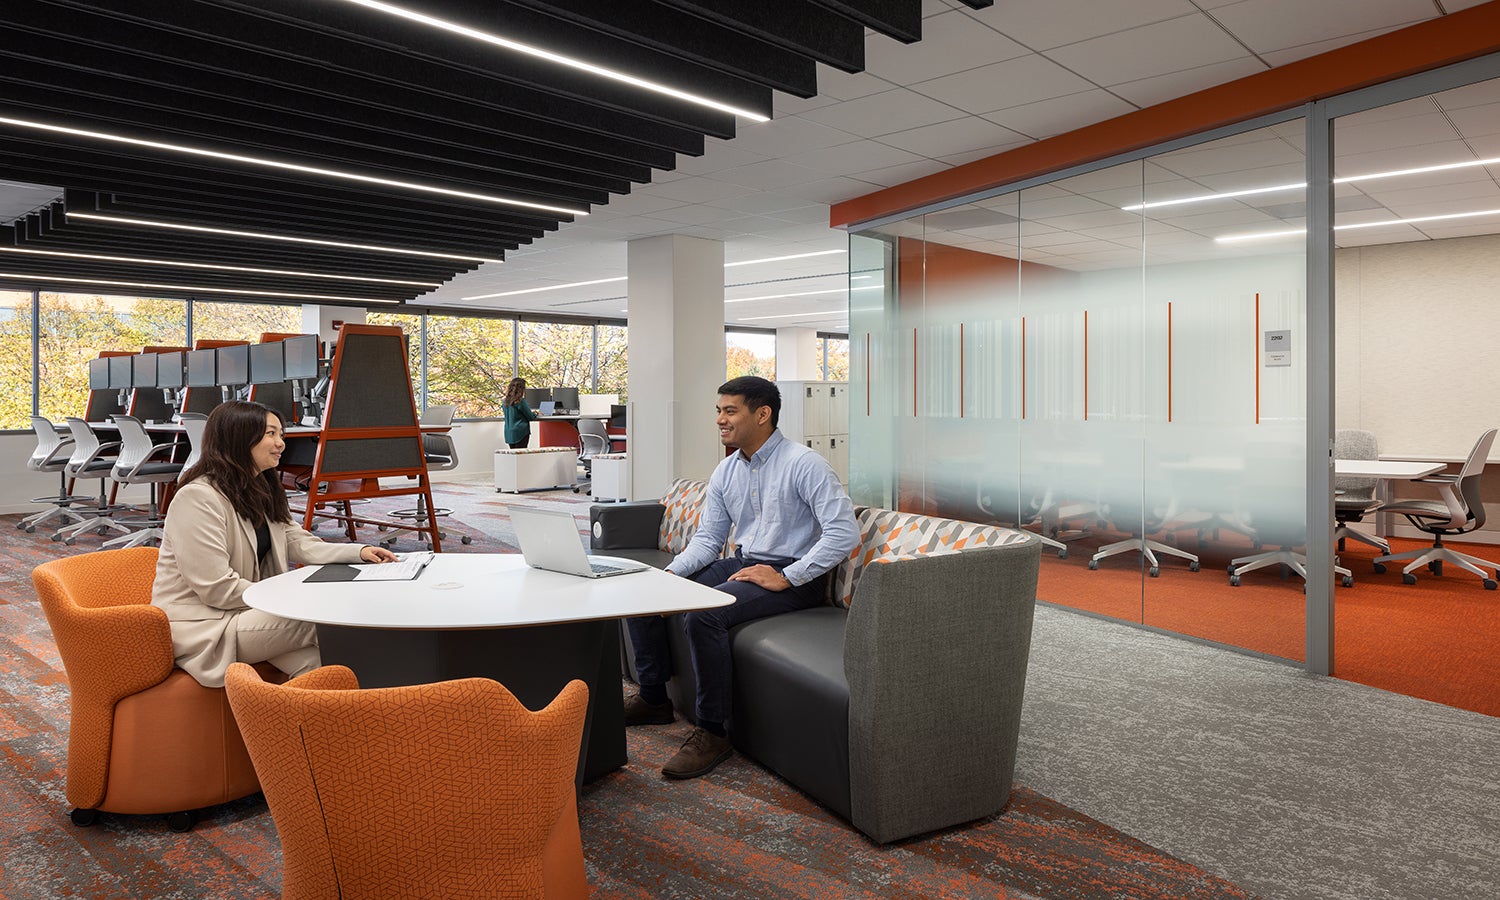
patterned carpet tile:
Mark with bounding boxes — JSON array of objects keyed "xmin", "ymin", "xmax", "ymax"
[{"xmin": 0, "ymin": 483, "xmax": 1257, "ymax": 899}]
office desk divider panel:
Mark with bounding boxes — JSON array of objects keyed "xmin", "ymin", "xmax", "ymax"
[{"xmin": 301, "ymin": 324, "xmax": 439, "ymax": 550}]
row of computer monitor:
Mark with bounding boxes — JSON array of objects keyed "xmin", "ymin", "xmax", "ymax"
[
  {"xmin": 524, "ymin": 386, "xmax": 581, "ymax": 412},
  {"xmin": 88, "ymin": 335, "xmax": 322, "ymax": 392}
]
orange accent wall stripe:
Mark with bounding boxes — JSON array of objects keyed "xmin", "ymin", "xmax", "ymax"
[
  {"xmin": 1083, "ymin": 310, "xmax": 1089, "ymax": 422},
  {"xmin": 912, "ymin": 327, "xmax": 918, "ymax": 417},
  {"xmin": 1167, "ymin": 301, "xmax": 1173, "ymax": 424},
  {"xmin": 830, "ymin": 5, "xmax": 1500, "ymax": 228},
  {"xmin": 1021, "ymin": 316, "xmax": 1026, "ymax": 421},
  {"xmin": 1254, "ymin": 293, "xmax": 1261, "ymax": 425},
  {"xmin": 959, "ymin": 322, "xmax": 965, "ymax": 418},
  {"xmin": 864, "ymin": 332, "xmax": 870, "ymax": 417}
]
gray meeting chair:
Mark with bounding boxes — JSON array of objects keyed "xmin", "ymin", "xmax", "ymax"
[
  {"xmin": 101, "ymin": 415, "xmax": 184, "ymax": 549},
  {"xmin": 176, "ymin": 413, "xmax": 209, "ymax": 477},
  {"xmin": 19, "ymin": 416, "xmax": 89, "ymax": 534},
  {"xmin": 1334, "ymin": 429, "xmax": 1389, "ymax": 554},
  {"xmin": 53, "ymin": 418, "xmax": 133, "ymax": 545},
  {"xmin": 387, "ymin": 405, "xmax": 471, "ymax": 546},
  {"xmin": 1230, "ymin": 442, "xmax": 1354, "ymax": 589},
  {"xmin": 573, "ymin": 418, "xmax": 611, "ymax": 494},
  {"xmin": 1372, "ymin": 428, "xmax": 1498, "ymax": 590}
]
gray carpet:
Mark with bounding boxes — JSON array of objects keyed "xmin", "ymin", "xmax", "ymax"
[{"xmin": 1016, "ymin": 603, "xmax": 1500, "ymax": 900}]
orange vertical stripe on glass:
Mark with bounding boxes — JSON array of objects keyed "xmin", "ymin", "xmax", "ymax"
[
  {"xmin": 1021, "ymin": 316, "xmax": 1026, "ymax": 421},
  {"xmin": 1083, "ymin": 309, "xmax": 1089, "ymax": 422},
  {"xmin": 1167, "ymin": 301, "xmax": 1173, "ymax": 423},
  {"xmin": 912, "ymin": 327, "xmax": 918, "ymax": 417},
  {"xmin": 959, "ymin": 322, "xmax": 964, "ymax": 418},
  {"xmin": 1254, "ymin": 293, "xmax": 1261, "ymax": 424},
  {"xmin": 864, "ymin": 332, "xmax": 870, "ymax": 417}
]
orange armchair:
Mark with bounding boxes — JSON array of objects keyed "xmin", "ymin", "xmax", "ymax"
[
  {"xmin": 31, "ymin": 547, "xmax": 265, "ymax": 831},
  {"xmin": 225, "ymin": 664, "xmax": 590, "ymax": 900}
]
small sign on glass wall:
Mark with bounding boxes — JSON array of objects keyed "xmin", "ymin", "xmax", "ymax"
[{"xmin": 1263, "ymin": 329, "xmax": 1291, "ymax": 367}]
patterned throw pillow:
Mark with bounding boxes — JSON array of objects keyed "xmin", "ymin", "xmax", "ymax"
[
  {"xmin": 658, "ymin": 479, "xmax": 710, "ymax": 554},
  {"xmin": 830, "ymin": 507, "xmax": 1031, "ymax": 608}
]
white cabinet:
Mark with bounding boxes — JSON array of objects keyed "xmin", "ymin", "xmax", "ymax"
[{"xmin": 777, "ymin": 380, "xmax": 849, "ymax": 485}]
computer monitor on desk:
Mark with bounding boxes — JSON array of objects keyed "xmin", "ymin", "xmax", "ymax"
[
  {"xmin": 182, "ymin": 349, "xmax": 223, "ymax": 415},
  {"xmin": 282, "ymin": 334, "xmax": 319, "ymax": 380},
  {"xmin": 551, "ymin": 387, "xmax": 580, "ymax": 413},
  {"xmin": 87, "ymin": 358, "xmax": 110, "ymax": 392},
  {"xmin": 107, "ymin": 355, "xmax": 133, "ymax": 391},
  {"xmin": 248, "ymin": 342, "xmax": 285, "ymax": 385},
  {"xmin": 217, "ymin": 344, "xmax": 250, "ymax": 391},
  {"xmin": 157, "ymin": 351, "xmax": 185, "ymax": 390},
  {"xmin": 524, "ymin": 387, "xmax": 552, "ymax": 408},
  {"xmin": 131, "ymin": 354, "xmax": 158, "ymax": 389}
]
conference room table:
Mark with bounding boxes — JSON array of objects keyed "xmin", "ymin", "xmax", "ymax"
[
  {"xmin": 1335, "ymin": 458, "xmax": 1446, "ymax": 536},
  {"xmin": 244, "ymin": 552, "xmax": 732, "ymax": 786}
]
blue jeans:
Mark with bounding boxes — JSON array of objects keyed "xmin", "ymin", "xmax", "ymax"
[{"xmin": 627, "ymin": 552, "xmax": 828, "ymax": 727}]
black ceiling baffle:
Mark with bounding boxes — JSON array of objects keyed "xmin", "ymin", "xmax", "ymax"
[{"xmin": 0, "ymin": 0, "xmax": 930, "ymax": 307}]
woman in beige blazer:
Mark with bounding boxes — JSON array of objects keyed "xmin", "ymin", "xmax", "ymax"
[{"xmin": 152, "ymin": 400, "xmax": 397, "ymax": 687}]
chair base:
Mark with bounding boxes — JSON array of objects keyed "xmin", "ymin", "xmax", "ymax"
[
  {"xmin": 1090, "ymin": 537, "xmax": 1199, "ymax": 576},
  {"xmin": 103, "ymin": 527, "xmax": 164, "ymax": 550},
  {"xmin": 53, "ymin": 514, "xmax": 135, "ymax": 545},
  {"xmin": 1230, "ymin": 549, "xmax": 1353, "ymax": 587},
  {"xmin": 1373, "ymin": 543, "xmax": 1499, "ymax": 589},
  {"xmin": 19, "ymin": 503, "xmax": 89, "ymax": 533},
  {"xmin": 1335, "ymin": 523, "xmax": 1389, "ymax": 554}
]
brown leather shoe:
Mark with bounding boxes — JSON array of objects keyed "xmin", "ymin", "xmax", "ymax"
[
  {"xmin": 623, "ymin": 692, "xmax": 675, "ymax": 726},
  {"xmin": 662, "ymin": 727, "xmax": 733, "ymax": 779}
]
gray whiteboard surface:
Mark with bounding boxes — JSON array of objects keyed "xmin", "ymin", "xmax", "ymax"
[{"xmin": 326, "ymin": 332, "xmax": 417, "ymax": 430}]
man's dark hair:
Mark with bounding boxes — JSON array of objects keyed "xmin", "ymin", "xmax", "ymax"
[{"xmin": 718, "ymin": 375, "xmax": 780, "ymax": 428}]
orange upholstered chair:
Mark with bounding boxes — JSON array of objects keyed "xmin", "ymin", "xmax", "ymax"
[
  {"xmin": 225, "ymin": 664, "xmax": 590, "ymax": 900},
  {"xmin": 31, "ymin": 547, "xmax": 266, "ymax": 831}
]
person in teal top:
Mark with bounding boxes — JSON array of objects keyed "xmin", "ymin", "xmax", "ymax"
[{"xmin": 502, "ymin": 377, "xmax": 539, "ymax": 448}]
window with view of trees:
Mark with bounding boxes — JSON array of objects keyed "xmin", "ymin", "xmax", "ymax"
[
  {"xmin": 191, "ymin": 299, "xmax": 300, "ymax": 344},
  {"xmin": 725, "ymin": 331, "xmax": 774, "ymax": 381},
  {"xmin": 364, "ymin": 311, "xmax": 424, "ymax": 407},
  {"xmin": 0, "ymin": 291, "xmax": 34, "ymax": 430},
  {"xmin": 421, "ymin": 314, "xmax": 514, "ymax": 417},
  {"xmin": 820, "ymin": 336, "xmax": 849, "ymax": 381},
  {"xmin": 519, "ymin": 321, "xmax": 593, "ymax": 395},
  {"xmin": 597, "ymin": 324, "xmax": 627, "ymax": 401}
]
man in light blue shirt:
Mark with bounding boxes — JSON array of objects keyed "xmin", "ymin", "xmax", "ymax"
[{"xmin": 626, "ymin": 376, "xmax": 859, "ymax": 780}]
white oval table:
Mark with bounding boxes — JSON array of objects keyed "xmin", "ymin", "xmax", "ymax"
[{"xmin": 245, "ymin": 553, "xmax": 731, "ymax": 784}]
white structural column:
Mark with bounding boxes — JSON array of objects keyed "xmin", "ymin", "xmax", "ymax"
[
  {"xmin": 301, "ymin": 305, "xmax": 365, "ymax": 346},
  {"xmin": 775, "ymin": 327, "xmax": 820, "ymax": 381},
  {"xmin": 627, "ymin": 234, "xmax": 725, "ymax": 499}
]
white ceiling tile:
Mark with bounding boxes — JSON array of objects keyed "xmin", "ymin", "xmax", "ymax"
[
  {"xmin": 1433, "ymin": 79, "xmax": 1500, "ymax": 112},
  {"xmin": 785, "ymin": 139, "xmax": 927, "ymax": 175},
  {"xmin": 909, "ymin": 54, "xmax": 1098, "ymax": 114},
  {"xmin": 847, "ymin": 158, "xmax": 952, "ymax": 187},
  {"xmin": 862, "ymin": 11, "xmax": 1029, "ymax": 85},
  {"xmin": 1336, "ymin": 140, "xmax": 1475, "ymax": 178},
  {"xmin": 813, "ymin": 66, "xmax": 896, "ymax": 102},
  {"xmin": 1209, "ymin": 0, "xmax": 1432, "ymax": 54},
  {"xmin": 800, "ymin": 87, "xmax": 967, "ymax": 137},
  {"xmin": 645, "ymin": 176, "xmax": 758, "ymax": 204},
  {"xmin": 1335, "ymin": 111, "xmax": 1457, "ymax": 156},
  {"xmin": 673, "ymin": 143, "xmax": 771, "ymax": 176},
  {"xmin": 709, "ymin": 160, "xmax": 827, "ymax": 190},
  {"xmin": 877, "ymin": 116, "xmax": 1029, "ymax": 158},
  {"xmin": 648, "ymin": 204, "xmax": 743, "ymax": 226},
  {"xmin": 937, "ymin": 142, "xmax": 1031, "ymax": 167},
  {"xmin": 1445, "ymin": 105, "xmax": 1500, "ymax": 140},
  {"xmin": 1259, "ymin": 23, "xmax": 1412, "ymax": 68},
  {"xmin": 728, "ymin": 116, "xmax": 859, "ymax": 157},
  {"xmin": 982, "ymin": 89, "xmax": 1138, "ymax": 140},
  {"xmin": 702, "ymin": 193, "xmax": 822, "ymax": 216},
  {"xmin": 1045, "ymin": 14, "xmax": 1252, "ymax": 87},
  {"xmin": 798, "ymin": 175, "xmax": 897, "ymax": 205},
  {"xmin": 1108, "ymin": 57, "xmax": 1268, "ymax": 108},
  {"xmin": 965, "ymin": 0, "xmax": 1198, "ymax": 52}
]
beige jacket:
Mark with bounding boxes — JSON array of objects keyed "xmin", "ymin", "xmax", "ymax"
[{"xmin": 151, "ymin": 479, "xmax": 366, "ymax": 687}]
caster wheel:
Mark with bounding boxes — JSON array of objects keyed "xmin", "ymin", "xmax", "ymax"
[
  {"xmin": 1485, "ymin": 579, "xmax": 1497, "ymax": 591},
  {"xmin": 23, "ymin": 524, "xmax": 36, "ymax": 533},
  {"xmin": 1087, "ymin": 559, "xmax": 1099, "ymax": 570},
  {"xmin": 51, "ymin": 534, "xmax": 62, "ymax": 542},
  {"xmin": 64, "ymin": 538, "xmax": 76, "ymax": 546},
  {"xmin": 1056, "ymin": 548, "xmax": 1068, "ymax": 560},
  {"xmin": 1430, "ymin": 561, "xmax": 1443, "ymax": 576},
  {"xmin": 1341, "ymin": 576, "xmax": 1354, "ymax": 588},
  {"xmin": 1227, "ymin": 563, "xmax": 1236, "ymax": 574},
  {"xmin": 1402, "ymin": 573, "xmax": 1417, "ymax": 585},
  {"xmin": 70, "ymin": 808, "xmax": 98, "ymax": 827},
  {"xmin": 166, "ymin": 811, "xmax": 196, "ymax": 833},
  {"xmin": 1189, "ymin": 561, "xmax": 1200, "ymax": 573},
  {"xmin": 1148, "ymin": 567, "xmax": 1159, "ymax": 578},
  {"xmin": 1229, "ymin": 575, "xmax": 1241, "ymax": 587},
  {"xmin": 13, "ymin": 521, "xmax": 23, "ymax": 530},
  {"xmin": 461, "ymin": 535, "xmax": 473, "ymax": 545},
  {"xmin": 379, "ymin": 538, "xmax": 396, "ymax": 549},
  {"xmin": 1373, "ymin": 563, "xmax": 1386, "ymax": 575},
  {"xmin": 377, "ymin": 525, "xmax": 387, "ymax": 532}
]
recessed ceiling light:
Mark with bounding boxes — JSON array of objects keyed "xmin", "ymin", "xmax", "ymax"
[
  {"xmin": 0, "ymin": 272, "xmax": 401, "ymax": 304},
  {"xmin": 338, "ymin": 0, "xmax": 770, "ymax": 123},
  {"xmin": 725, "ymin": 284, "xmax": 880, "ymax": 304},
  {"xmin": 739, "ymin": 312, "xmax": 848, "ymax": 321},
  {"xmin": 463, "ymin": 276, "xmax": 627, "ymax": 301},
  {"xmin": 0, "ymin": 246, "xmax": 441, "ymax": 287},
  {"xmin": 1124, "ymin": 156, "xmax": 1500, "ymax": 212},
  {"xmin": 66, "ymin": 212, "xmax": 501, "ymax": 263},
  {"xmin": 0, "ymin": 115, "xmax": 587, "ymax": 216},
  {"xmin": 724, "ymin": 249, "xmax": 844, "ymax": 267},
  {"xmin": 1216, "ymin": 206, "xmax": 1500, "ymax": 242}
]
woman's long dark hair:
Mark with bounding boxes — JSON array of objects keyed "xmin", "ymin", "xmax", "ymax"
[
  {"xmin": 504, "ymin": 376, "xmax": 526, "ymax": 407},
  {"xmin": 179, "ymin": 400, "xmax": 293, "ymax": 525}
]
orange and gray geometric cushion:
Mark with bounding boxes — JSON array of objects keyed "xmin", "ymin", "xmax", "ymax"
[
  {"xmin": 830, "ymin": 507, "xmax": 1031, "ymax": 608},
  {"xmin": 658, "ymin": 478, "xmax": 711, "ymax": 554}
]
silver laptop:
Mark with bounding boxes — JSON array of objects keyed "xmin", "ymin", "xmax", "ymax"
[
  {"xmin": 510, "ymin": 506, "xmax": 649, "ymax": 578},
  {"xmin": 538, "ymin": 400, "xmax": 557, "ymax": 415}
]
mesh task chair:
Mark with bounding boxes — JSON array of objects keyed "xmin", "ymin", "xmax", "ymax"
[
  {"xmin": 1372, "ymin": 428, "xmax": 1499, "ymax": 590},
  {"xmin": 1230, "ymin": 442, "xmax": 1354, "ymax": 588},
  {"xmin": 387, "ymin": 405, "xmax": 471, "ymax": 546},
  {"xmin": 101, "ymin": 415, "xmax": 184, "ymax": 550},
  {"xmin": 176, "ymin": 413, "xmax": 209, "ymax": 475},
  {"xmin": 572, "ymin": 418, "xmax": 611, "ymax": 494},
  {"xmin": 1088, "ymin": 456, "xmax": 1200, "ymax": 577},
  {"xmin": 53, "ymin": 418, "xmax": 133, "ymax": 545},
  {"xmin": 1333, "ymin": 429, "xmax": 1389, "ymax": 554},
  {"xmin": 20, "ymin": 416, "xmax": 90, "ymax": 534}
]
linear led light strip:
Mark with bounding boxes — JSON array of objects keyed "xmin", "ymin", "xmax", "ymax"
[
  {"xmin": 461, "ymin": 250, "xmax": 851, "ymax": 300},
  {"xmin": 1124, "ymin": 156, "xmax": 1500, "ymax": 211},
  {"xmin": 1217, "ymin": 206, "xmax": 1500, "ymax": 243},
  {"xmin": 66, "ymin": 212, "xmax": 501, "ymax": 263},
  {"xmin": 0, "ymin": 115, "xmax": 587, "ymax": 216},
  {"xmin": 740, "ymin": 312, "xmax": 848, "ymax": 321},
  {"xmin": 728, "ymin": 285, "xmax": 882, "ymax": 304},
  {"xmin": 339, "ymin": 0, "xmax": 769, "ymax": 122},
  {"xmin": 0, "ymin": 271, "xmax": 401, "ymax": 304},
  {"xmin": 0, "ymin": 246, "xmax": 441, "ymax": 287}
]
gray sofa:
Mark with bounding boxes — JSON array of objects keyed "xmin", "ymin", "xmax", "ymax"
[{"xmin": 590, "ymin": 480, "xmax": 1041, "ymax": 843}]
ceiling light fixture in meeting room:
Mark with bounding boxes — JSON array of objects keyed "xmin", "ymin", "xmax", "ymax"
[
  {"xmin": 1125, "ymin": 156, "xmax": 1500, "ymax": 211},
  {"xmin": 336, "ymin": 0, "xmax": 772, "ymax": 122},
  {"xmin": 64, "ymin": 213, "xmax": 502, "ymax": 264},
  {"xmin": 0, "ymin": 116, "xmax": 589, "ymax": 216},
  {"xmin": 0, "ymin": 247, "xmax": 442, "ymax": 288},
  {"xmin": 1216, "ymin": 206, "xmax": 1500, "ymax": 242},
  {"xmin": 0, "ymin": 272, "xmax": 403, "ymax": 304}
]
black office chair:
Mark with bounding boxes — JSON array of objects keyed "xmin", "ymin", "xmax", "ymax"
[
  {"xmin": 387, "ymin": 405, "xmax": 472, "ymax": 546},
  {"xmin": 1372, "ymin": 428, "xmax": 1498, "ymax": 589}
]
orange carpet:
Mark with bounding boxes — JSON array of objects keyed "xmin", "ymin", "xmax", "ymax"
[{"xmin": 1036, "ymin": 531, "xmax": 1500, "ymax": 718}]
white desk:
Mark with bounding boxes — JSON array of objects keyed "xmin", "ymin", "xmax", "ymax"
[{"xmin": 245, "ymin": 553, "xmax": 729, "ymax": 783}]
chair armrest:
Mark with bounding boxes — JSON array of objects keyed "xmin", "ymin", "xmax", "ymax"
[
  {"xmin": 842, "ymin": 538, "xmax": 1041, "ymax": 843},
  {"xmin": 589, "ymin": 501, "xmax": 666, "ymax": 550}
]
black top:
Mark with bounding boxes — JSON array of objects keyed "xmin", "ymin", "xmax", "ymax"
[{"xmin": 255, "ymin": 520, "xmax": 271, "ymax": 563}]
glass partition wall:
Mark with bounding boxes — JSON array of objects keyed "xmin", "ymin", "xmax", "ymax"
[{"xmin": 850, "ymin": 120, "xmax": 1310, "ymax": 662}]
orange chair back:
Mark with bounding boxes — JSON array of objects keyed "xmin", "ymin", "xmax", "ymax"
[
  {"xmin": 225, "ymin": 664, "xmax": 590, "ymax": 900},
  {"xmin": 32, "ymin": 548, "xmax": 174, "ymax": 809}
]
